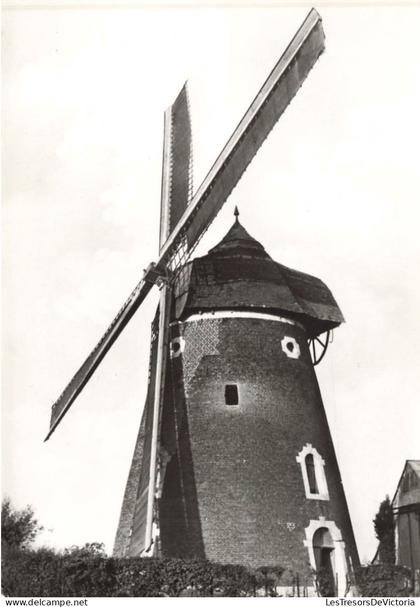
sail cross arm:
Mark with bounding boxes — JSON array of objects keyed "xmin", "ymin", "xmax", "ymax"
[
  {"xmin": 44, "ymin": 267, "xmax": 159, "ymax": 441},
  {"xmin": 45, "ymin": 87, "xmax": 192, "ymax": 443},
  {"xmin": 159, "ymin": 8, "xmax": 325, "ymax": 271}
]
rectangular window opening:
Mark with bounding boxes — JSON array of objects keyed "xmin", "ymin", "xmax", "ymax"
[{"xmin": 225, "ymin": 384, "xmax": 239, "ymax": 406}]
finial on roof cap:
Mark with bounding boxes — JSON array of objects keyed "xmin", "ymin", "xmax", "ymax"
[{"xmin": 234, "ymin": 206, "xmax": 239, "ymax": 221}]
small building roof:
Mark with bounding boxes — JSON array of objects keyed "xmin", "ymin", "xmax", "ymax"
[
  {"xmin": 393, "ymin": 460, "xmax": 420, "ymax": 509},
  {"xmin": 372, "ymin": 460, "xmax": 420, "ymax": 564}
]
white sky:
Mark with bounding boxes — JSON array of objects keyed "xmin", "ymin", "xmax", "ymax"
[{"xmin": 2, "ymin": 2, "xmax": 420, "ymax": 565}]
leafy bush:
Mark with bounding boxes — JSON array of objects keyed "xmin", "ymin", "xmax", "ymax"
[
  {"xmin": 373, "ymin": 496, "xmax": 395, "ymax": 565},
  {"xmin": 61, "ymin": 544, "xmax": 116, "ymax": 597},
  {"xmin": 1, "ymin": 498, "xmax": 42, "ymax": 550},
  {"xmin": 1, "ymin": 546, "xmax": 60, "ymax": 597},
  {"xmin": 2, "ymin": 549, "xmax": 266, "ymax": 597},
  {"xmin": 356, "ymin": 564, "xmax": 413, "ymax": 597},
  {"xmin": 255, "ymin": 565, "xmax": 285, "ymax": 596},
  {"xmin": 113, "ymin": 557, "xmax": 259, "ymax": 597},
  {"xmin": 1, "ymin": 499, "xmax": 288, "ymax": 598}
]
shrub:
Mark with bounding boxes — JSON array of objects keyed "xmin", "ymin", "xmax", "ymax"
[
  {"xmin": 61, "ymin": 544, "xmax": 116, "ymax": 597},
  {"xmin": 113, "ymin": 558, "xmax": 258, "ymax": 597},
  {"xmin": 1, "ymin": 498, "xmax": 42, "ymax": 551},
  {"xmin": 1, "ymin": 546, "xmax": 59, "ymax": 597},
  {"xmin": 373, "ymin": 496, "xmax": 395, "ymax": 565},
  {"xmin": 356, "ymin": 564, "xmax": 413, "ymax": 597},
  {"xmin": 2, "ymin": 550, "xmax": 264, "ymax": 597}
]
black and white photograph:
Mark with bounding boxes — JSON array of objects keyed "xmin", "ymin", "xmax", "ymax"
[{"xmin": 2, "ymin": 0, "xmax": 420, "ymax": 599}]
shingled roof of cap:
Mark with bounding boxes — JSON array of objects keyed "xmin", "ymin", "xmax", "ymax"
[
  {"xmin": 174, "ymin": 217, "xmax": 344, "ymax": 338},
  {"xmin": 207, "ymin": 217, "xmax": 270, "ymax": 259}
]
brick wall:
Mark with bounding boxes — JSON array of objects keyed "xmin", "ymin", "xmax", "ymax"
[{"xmin": 159, "ymin": 315, "xmax": 359, "ymax": 572}]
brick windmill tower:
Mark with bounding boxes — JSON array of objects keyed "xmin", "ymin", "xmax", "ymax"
[{"xmin": 46, "ymin": 9, "xmax": 359, "ymax": 596}]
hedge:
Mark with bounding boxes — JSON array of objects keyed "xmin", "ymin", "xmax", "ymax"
[
  {"xmin": 2, "ymin": 545, "xmax": 273, "ymax": 597},
  {"xmin": 4, "ymin": 545, "xmax": 416, "ymax": 597},
  {"xmin": 355, "ymin": 564, "xmax": 414, "ymax": 597}
]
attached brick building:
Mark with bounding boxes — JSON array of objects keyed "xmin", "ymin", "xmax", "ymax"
[{"xmin": 114, "ymin": 216, "xmax": 359, "ymax": 595}]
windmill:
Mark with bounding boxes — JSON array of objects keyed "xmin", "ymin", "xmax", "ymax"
[{"xmin": 46, "ymin": 8, "xmax": 359, "ymax": 594}]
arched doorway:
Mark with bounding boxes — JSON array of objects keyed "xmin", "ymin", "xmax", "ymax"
[{"xmin": 313, "ymin": 527, "xmax": 335, "ymax": 596}]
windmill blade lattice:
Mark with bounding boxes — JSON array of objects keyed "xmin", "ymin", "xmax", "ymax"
[{"xmin": 160, "ymin": 83, "xmax": 193, "ymax": 252}]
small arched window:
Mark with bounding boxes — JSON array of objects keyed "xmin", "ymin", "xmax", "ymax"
[
  {"xmin": 296, "ymin": 444, "xmax": 329, "ymax": 501},
  {"xmin": 305, "ymin": 454, "xmax": 319, "ymax": 494}
]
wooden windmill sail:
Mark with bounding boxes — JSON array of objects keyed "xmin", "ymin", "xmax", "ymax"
[{"xmin": 46, "ymin": 9, "xmax": 331, "ymax": 560}]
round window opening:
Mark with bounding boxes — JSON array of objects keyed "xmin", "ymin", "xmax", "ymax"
[
  {"xmin": 281, "ymin": 336, "xmax": 301, "ymax": 359},
  {"xmin": 170, "ymin": 337, "xmax": 185, "ymax": 358}
]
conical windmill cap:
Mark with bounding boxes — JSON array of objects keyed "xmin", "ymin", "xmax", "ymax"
[
  {"xmin": 174, "ymin": 210, "xmax": 344, "ymax": 338},
  {"xmin": 208, "ymin": 214, "xmax": 269, "ymax": 260}
]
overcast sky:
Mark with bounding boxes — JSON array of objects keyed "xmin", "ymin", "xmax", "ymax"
[{"xmin": 2, "ymin": 2, "xmax": 420, "ymax": 564}]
